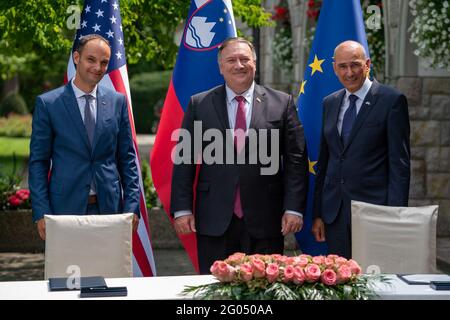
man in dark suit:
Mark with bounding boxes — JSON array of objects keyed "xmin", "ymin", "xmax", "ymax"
[
  {"xmin": 29, "ymin": 34, "xmax": 140, "ymax": 240},
  {"xmin": 171, "ymin": 37, "xmax": 308, "ymax": 274},
  {"xmin": 312, "ymin": 40, "xmax": 411, "ymax": 258}
]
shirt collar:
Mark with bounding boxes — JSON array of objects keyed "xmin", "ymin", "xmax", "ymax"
[
  {"xmin": 345, "ymin": 77, "xmax": 372, "ymax": 102},
  {"xmin": 71, "ymin": 77, "xmax": 98, "ymax": 99},
  {"xmin": 225, "ymin": 82, "xmax": 255, "ymax": 105}
]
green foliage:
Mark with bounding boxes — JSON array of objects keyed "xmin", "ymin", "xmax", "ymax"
[
  {"xmin": 130, "ymin": 70, "xmax": 171, "ymax": 133},
  {"xmin": 0, "ymin": 93, "xmax": 28, "ymax": 117},
  {"xmin": 0, "ymin": 152, "xmax": 29, "ymax": 211},
  {"xmin": 183, "ymin": 274, "xmax": 389, "ymax": 300},
  {"xmin": 363, "ymin": 0, "xmax": 385, "ymax": 78},
  {"xmin": 233, "ymin": 0, "xmax": 274, "ymax": 27},
  {"xmin": 0, "ymin": 172, "xmax": 22, "ymax": 211},
  {"xmin": 409, "ymin": 0, "xmax": 450, "ymax": 68},
  {"xmin": 141, "ymin": 161, "xmax": 159, "ymax": 210},
  {"xmin": 0, "ymin": 114, "xmax": 32, "ymax": 137},
  {"xmin": 0, "ymin": 137, "xmax": 29, "ymax": 176},
  {"xmin": 0, "ymin": 0, "xmax": 273, "ymax": 79},
  {"xmin": 0, "ymin": 0, "xmax": 76, "ymax": 80}
]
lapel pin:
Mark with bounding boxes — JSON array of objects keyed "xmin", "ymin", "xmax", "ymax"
[
  {"xmin": 256, "ymin": 97, "xmax": 261, "ymax": 103},
  {"xmin": 365, "ymin": 101, "xmax": 371, "ymax": 105}
]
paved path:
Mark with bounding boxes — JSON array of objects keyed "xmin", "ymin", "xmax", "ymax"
[{"xmin": 0, "ymin": 249, "xmax": 196, "ymax": 281}]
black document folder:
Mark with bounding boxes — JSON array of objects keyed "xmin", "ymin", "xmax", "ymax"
[
  {"xmin": 80, "ymin": 286, "xmax": 128, "ymax": 298},
  {"xmin": 48, "ymin": 276, "xmax": 107, "ymax": 291}
]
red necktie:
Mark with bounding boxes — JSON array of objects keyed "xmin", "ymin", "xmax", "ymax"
[{"xmin": 234, "ymin": 96, "xmax": 246, "ymax": 218}]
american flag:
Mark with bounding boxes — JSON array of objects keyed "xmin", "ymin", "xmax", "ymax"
[{"xmin": 66, "ymin": 0, "xmax": 157, "ymax": 277}]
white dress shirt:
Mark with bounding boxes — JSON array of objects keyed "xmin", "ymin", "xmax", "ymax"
[{"xmin": 337, "ymin": 77, "xmax": 373, "ymax": 135}]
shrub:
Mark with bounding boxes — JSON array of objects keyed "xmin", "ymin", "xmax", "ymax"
[
  {"xmin": 130, "ymin": 70, "xmax": 171, "ymax": 134},
  {"xmin": 141, "ymin": 161, "xmax": 159, "ymax": 210},
  {"xmin": 0, "ymin": 93, "xmax": 28, "ymax": 117},
  {"xmin": 0, "ymin": 114, "xmax": 32, "ymax": 137}
]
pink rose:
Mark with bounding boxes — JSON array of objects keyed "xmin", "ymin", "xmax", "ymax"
[
  {"xmin": 265, "ymin": 263, "xmax": 279, "ymax": 283},
  {"xmin": 16, "ymin": 189, "xmax": 30, "ymax": 200},
  {"xmin": 8, "ymin": 195, "xmax": 22, "ymax": 207},
  {"xmin": 337, "ymin": 265, "xmax": 352, "ymax": 284},
  {"xmin": 348, "ymin": 259, "xmax": 362, "ymax": 276},
  {"xmin": 324, "ymin": 257, "xmax": 335, "ymax": 268},
  {"xmin": 275, "ymin": 255, "xmax": 288, "ymax": 264},
  {"xmin": 225, "ymin": 252, "xmax": 246, "ymax": 266},
  {"xmin": 293, "ymin": 266, "xmax": 305, "ymax": 285},
  {"xmin": 321, "ymin": 269, "xmax": 337, "ymax": 286},
  {"xmin": 335, "ymin": 257, "xmax": 348, "ymax": 266},
  {"xmin": 270, "ymin": 254, "xmax": 283, "ymax": 263},
  {"xmin": 296, "ymin": 256, "xmax": 309, "ymax": 267},
  {"xmin": 239, "ymin": 263, "xmax": 253, "ymax": 282},
  {"xmin": 252, "ymin": 254, "xmax": 265, "ymax": 261},
  {"xmin": 285, "ymin": 257, "xmax": 297, "ymax": 265},
  {"xmin": 327, "ymin": 254, "xmax": 339, "ymax": 260},
  {"xmin": 304, "ymin": 263, "xmax": 321, "ymax": 283},
  {"xmin": 312, "ymin": 255, "xmax": 325, "ymax": 265},
  {"xmin": 210, "ymin": 261, "xmax": 235, "ymax": 282},
  {"xmin": 283, "ymin": 265, "xmax": 295, "ymax": 283},
  {"xmin": 251, "ymin": 258, "xmax": 266, "ymax": 278}
]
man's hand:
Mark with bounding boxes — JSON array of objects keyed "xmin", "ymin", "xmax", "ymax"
[
  {"xmin": 37, "ymin": 218, "xmax": 46, "ymax": 240},
  {"xmin": 174, "ymin": 214, "xmax": 196, "ymax": 234},
  {"xmin": 132, "ymin": 214, "xmax": 139, "ymax": 232},
  {"xmin": 312, "ymin": 217, "xmax": 326, "ymax": 242},
  {"xmin": 281, "ymin": 213, "xmax": 303, "ymax": 236}
]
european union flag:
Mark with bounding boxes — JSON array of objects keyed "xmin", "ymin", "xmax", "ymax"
[{"xmin": 296, "ymin": 0, "xmax": 370, "ymax": 255}]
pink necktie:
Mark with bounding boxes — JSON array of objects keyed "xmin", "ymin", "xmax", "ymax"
[{"xmin": 234, "ymin": 96, "xmax": 246, "ymax": 218}]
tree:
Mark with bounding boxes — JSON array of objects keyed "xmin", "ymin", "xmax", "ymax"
[{"xmin": 0, "ymin": 0, "xmax": 272, "ymax": 80}]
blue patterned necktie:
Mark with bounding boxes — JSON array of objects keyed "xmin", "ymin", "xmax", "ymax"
[
  {"xmin": 83, "ymin": 94, "xmax": 95, "ymax": 146},
  {"xmin": 341, "ymin": 94, "xmax": 358, "ymax": 146}
]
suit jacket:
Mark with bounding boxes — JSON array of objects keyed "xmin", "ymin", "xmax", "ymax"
[
  {"xmin": 171, "ymin": 84, "xmax": 308, "ymax": 238},
  {"xmin": 29, "ymin": 83, "xmax": 140, "ymax": 222},
  {"xmin": 313, "ymin": 80, "xmax": 410, "ymax": 224}
]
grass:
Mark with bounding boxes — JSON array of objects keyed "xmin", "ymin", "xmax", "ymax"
[{"xmin": 0, "ymin": 137, "xmax": 30, "ymax": 176}]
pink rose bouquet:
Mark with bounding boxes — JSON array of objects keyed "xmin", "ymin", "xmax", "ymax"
[{"xmin": 184, "ymin": 253, "xmax": 388, "ymax": 300}]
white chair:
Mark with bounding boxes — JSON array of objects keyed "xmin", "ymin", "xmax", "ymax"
[
  {"xmin": 351, "ymin": 200, "xmax": 438, "ymax": 274},
  {"xmin": 44, "ymin": 213, "xmax": 133, "ymax": 279}
]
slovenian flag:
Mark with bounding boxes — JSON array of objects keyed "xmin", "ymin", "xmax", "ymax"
[{"xmin": 150, "ymin": 0, "xmax": 237, "ymax": 272}]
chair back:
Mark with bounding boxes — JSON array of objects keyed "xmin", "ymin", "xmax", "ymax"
[
  {"xmin": 44, "ymin": 213, "xmax": 133, "ymax": 279},
  {"xmin": 351, "ymin": 201, "xmax": 438, "ymax": 274}
]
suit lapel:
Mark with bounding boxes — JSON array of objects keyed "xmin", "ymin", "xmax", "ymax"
[
  {"xmin": 212, "ymin": 85, "xmax": 231, "ymax": 131},
  {"xmin": 62, "ymin": 84, "xmax": 91, "ymax": 151},
  {"xmin": 91, "ymin": 87, "xmax": 107, "ymax": 153},
  {"xmin": 331, "ymin": 90, "xmax": 345, "ymax": 150},
  {"xmin": 343, "ymin": 80, "xmax": 380, "ymax": 152},
  {"xmin": 249, "ymin": 84, "xmax": 266, "ymax": 130}
]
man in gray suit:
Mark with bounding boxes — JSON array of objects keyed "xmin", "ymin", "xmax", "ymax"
[
  {"xmin": 312, "ymin": 40, "xmax": 411, "ymax": 258},
  {"xmin": 171, "ymin": 37, "xmax": 308, "ymax": 274}
]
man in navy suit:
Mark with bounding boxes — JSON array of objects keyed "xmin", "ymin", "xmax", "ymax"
[
  {"xmin": 171, "ymin": 37, "xmax": 308, "ymax": 274},
  {"xmin": 29, "ymin": 34, "xmax": 140, "ymax": 240},
  {"xmin": 312, "ymin": 40, "xmax": 410, "ymax": 259}
]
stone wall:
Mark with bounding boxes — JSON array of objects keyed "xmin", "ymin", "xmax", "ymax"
[{"xmin": 400, "ymin": 77, "xmax": 450, "ymax": 237}]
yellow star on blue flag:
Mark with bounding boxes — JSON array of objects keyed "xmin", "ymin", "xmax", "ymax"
[
  {"xmin": 309, "ymin": 55, "xmax": 325, "ymax": 76},
  {"xmin": 295, "ymin": 0, "xmax": 371, "ymax": 256}
]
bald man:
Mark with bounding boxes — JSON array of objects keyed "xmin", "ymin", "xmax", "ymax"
[{"xmin": 312, "ymin": 40, "xmax": 411, "ymax": 258}]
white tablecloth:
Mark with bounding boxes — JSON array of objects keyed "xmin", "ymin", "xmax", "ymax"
[{"xmin": 0, "ymin": 274, "xmax": 449, "ymax": 300}]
